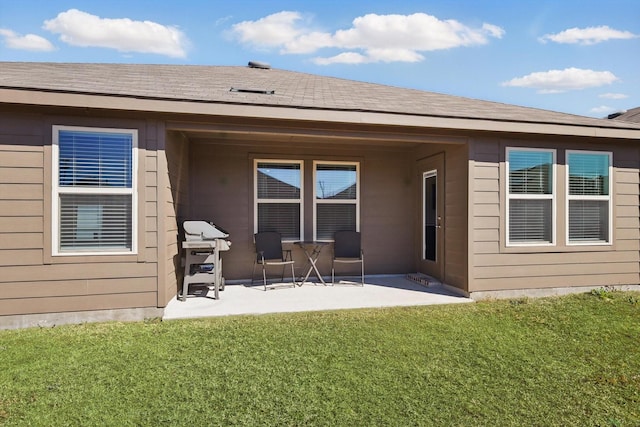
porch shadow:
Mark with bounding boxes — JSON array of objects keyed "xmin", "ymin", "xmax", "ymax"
[{"xmin": 163, "ymin": 274, "xmax": 473, "ymax": 321}]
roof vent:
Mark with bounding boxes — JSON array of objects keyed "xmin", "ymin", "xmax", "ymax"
[
  {"xmin": 230, "ymin": 87, "xmax": 275, "ymax": 95},
  {"xmin": 248, "ymin": 61, "xmax": 271, "ymax": 69}
]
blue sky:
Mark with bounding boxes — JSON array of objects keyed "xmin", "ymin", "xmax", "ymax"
[{"xmin": 1, "ymin": 0, "xmax": 638, "ymax": 117}]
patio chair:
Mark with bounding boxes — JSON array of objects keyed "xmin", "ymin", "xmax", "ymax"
[
  {"xmin": 331, "ymin": 230, "xmax": 364, "ymax": 286},
  {"xmin": 252, "ymin": 231, "xmax": 296, "ymax": 290}
]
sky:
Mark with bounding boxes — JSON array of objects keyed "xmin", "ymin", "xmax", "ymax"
[{"xmin": 1, "ymin": 0, "xmax": 639, "ymax": 118}]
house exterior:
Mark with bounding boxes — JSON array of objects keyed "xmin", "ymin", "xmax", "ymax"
[{"xmin": 1, "ymin": 62, "xmax": 640, "ymax": 328}]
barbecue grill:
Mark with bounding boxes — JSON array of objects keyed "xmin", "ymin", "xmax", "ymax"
[{"xmin": 181, "ymin": 221, "xmax": 231, "ymax": 301}]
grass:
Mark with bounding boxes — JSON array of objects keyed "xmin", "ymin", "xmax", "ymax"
[{"xmin": 1, "ymin": 291, "xmax": 639, "ymax": 426}]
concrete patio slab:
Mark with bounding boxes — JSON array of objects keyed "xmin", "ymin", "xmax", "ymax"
[{"xmin": 162, "ymin": 275, "xmax": 473, "ymax": 320}]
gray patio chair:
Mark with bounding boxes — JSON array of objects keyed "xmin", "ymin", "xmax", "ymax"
[
  {"xmin": 252, "ymin": 231, "xmax": 296, "ymax": 290},
  {"xmin": 331, "ymin": 230, "xmax": 364, "ymax": 286}
]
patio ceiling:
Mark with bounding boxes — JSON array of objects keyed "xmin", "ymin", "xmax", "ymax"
[{"xmin": 168, "ymin": 118, "xmax": 469, "ymax": 148}]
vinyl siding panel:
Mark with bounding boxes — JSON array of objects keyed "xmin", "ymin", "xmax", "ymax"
[
  {"xmin": 0, "ymin": 183, "xmax": 43, "ymax": 199},
  {"xmin": 0, "ymin": 167, "xmax": 42, "ymax": 183},
  {"xmin": 0, "ymin": 111, "xmax": 161, "ymax": 317},
  {"xmin": 0, "ymin": 137, "xmax": 45, "ymax": 277},
  {"xmin": 0, "ymin": 200, "xmax": 43, "ymax": 215},
  {"xmin": 3, "ymin": 277, "xmax": 157, "ymax": 299},
  {"xmin": 0, "ymin": 292, "xmax": 157, "ymax": 316},
  {"xmin": 0, "ymin": 249, "xmax": 43, "ymax": 266},
  {"xmin": 473, "ymin": 241, "xmax": 500, "ymax": 254},
  {"xmin": 469, "ymin": 137, "xmax": 640, "ymax": 293},
  {"xmin": 0, "ymin": 233, "xmax": 43, "ymax": 250},
  {"xmin": 474, "ymin": 229, "xmax": 499, "ymax": 242},
  {"xmin": 161, "ymin": 130, "xmax": 189, "ymax": 305},
  {"xmin": 0, "ymin": 150, "xmax": 42, "ymax": 167},
  {"xmin": 1, "ymin": 260, "xmax": 157, "ymax": 282},
  {"xmin": 443, "ymin": 145, "xmax": 468, "ymax": 290},
  {"xmin": 473, "ymin": 191, "xmax": 499, "ymax": 205},
  {"xmin": 472, "ymin": 273, "xmax": 638, "ymax": 290},
  {"xmin": 475, "ymin": 262, "xmax": 638, "ymax": 279},
  {"xmin": 0, "ymin": 216, "xmax": 43, "ymax": 232},
  {"xmin": 475, "ymin": 250, "xmax": 639, "ymax": 266}
]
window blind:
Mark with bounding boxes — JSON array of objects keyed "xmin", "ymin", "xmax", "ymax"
[
  {"xmin": 509, "ymin": 199, "xmax": 552, "ymax": 242},
  {"xmin": 567, "ymin": 152, "xmax": 610, "ymax": 243},
  {"xmin": 569, "ymin": 200, "xmax": 608, "ymax": 242},
  {"xmin": 59, "ymin": 194, "xmax": 132, "ymax": 250},
  {"xmin": 316, "ymin": 164, "xmax": 357, "ymax": 200},
  {"xmin": 256, "ymin": 162, "xmax": 300, "ymax": 199},
  {"xmin": 59, "ymin": 131, "xmax": 132, "ymax": 188},
  {"xmin": 568, "ymin": 152, "xmax": 609, "ymax": 196},
  {"xmin": 507, "ymin": 149, "xmax": 554, "ymax": 245},
  {"xmin": 314, "ymin": 163, "xmax": 358, "ymax": 240},
  {"xmin": 55, "ymin": 128, "xmax": 135, "ymax": 254},
  {"xmin": 508, "ymin": 151, "xmax": 552, "ymax": 194},
  {"xmin": 316, "ymin": 204, "xmax": 356, "ymax": 240},
  {"xmin": 255, "ymin": 161, "xmax": 302, "ymax": 240},
  {"xmin": 257, "ymin": 203, "xmax": 301, "ymax": 240}
]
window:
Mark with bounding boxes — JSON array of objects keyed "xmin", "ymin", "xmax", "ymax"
[
  {"xmin": 567, "ymin": 151, "xmax": 612, "ymax": 244},
  {"xmin": 52, "ymin": 126, "xmax": 137, "ymax": 255},
  {"xmin": 254, "ymin": 160, "xmax": 303, "ymax": 240},
  {"xmin": 314, "ymin": 161, "xmax": 359, "ymax": 241},
  {"xmin": 506, "ymin": 148, "xmax": 555, "ymax": 245}
]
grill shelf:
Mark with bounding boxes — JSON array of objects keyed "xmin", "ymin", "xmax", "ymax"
[{"xmin": 180, "ymin": 221, "xmax": 231, "ymax": 301}]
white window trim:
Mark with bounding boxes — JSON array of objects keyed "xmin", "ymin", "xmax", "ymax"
[
  {"xmin": 566, "ymin": 150, "xmax": 613, "ymax": 246},
  {"xmin": 312, "ymin": 160, "xmax": 360, "ymax": 242},
  {"xmin": 253, "ymin": 159, "xmax": 304, "ymax": 242},
  {"xmin": 52, "ymin": 125, "xmax": 138, "ymax": 256},
  {"xmin": 505, "ymin": 147, "xmax": 556, "ymax": 247}
]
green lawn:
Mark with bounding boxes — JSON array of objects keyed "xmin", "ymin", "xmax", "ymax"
[{"xmin": 1, "ymin": 290, "xmax": 639, "ymax": 426}]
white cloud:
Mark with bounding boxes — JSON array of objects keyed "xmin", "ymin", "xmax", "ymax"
[
  {"xmin": 482, "ymin": 23, "xmax": 505, "ymax": 39},
  {"xmin": 0, "ymin": 28, "xmax": 55, "ymax": 51},
  {"xmin": 283, "ymin": 31, "xmax": 336, "ymax": 54},
  {"xmin": 43, "ymin": 9, "xmax": 188, "ymax": 57},
  {"xmin": 314, "ymin": 52, "xmax": 370, "ymax": 65},
  {"xmin": 502, "ymin": 68, "xmax": 618, "ymax": 93},
  {"xmin": 230, "ymin": 11, "xmax": 504, "ymax": 64},
  {"xmin": 589, "ymin": 105, "xmax": 615, "ymax": 115},
  {"xmin": 231, "ymin": 11, "xmax": 306, "ymax": 49},
  {"xmin": 599, "ymin": 92, "xmax": 628, "ymax": 99},
  {"xmin": 215, "ymin": 16, "xmax": 233, "ymax": 27},
  {"xmin": 365, "ymin": 48, "xmax": 425, "ymax": 63},
  {"xmin": 539, "ymin": 25, "xmax": 638, "ymax": 45}
]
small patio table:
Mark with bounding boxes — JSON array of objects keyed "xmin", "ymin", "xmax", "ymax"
[{"xmin": 295, "ymin": 241, "xmax": 330, "ymax": 285}]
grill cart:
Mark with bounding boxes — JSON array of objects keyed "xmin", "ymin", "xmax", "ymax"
[{"xmin": 181, "ymin": 221, "xmax": 231, "ymax": 301}]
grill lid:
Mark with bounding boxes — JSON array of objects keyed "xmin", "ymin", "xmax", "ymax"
[{"xmin": 183, "ymin": 221, "xmax": 229, "ymax": 240}]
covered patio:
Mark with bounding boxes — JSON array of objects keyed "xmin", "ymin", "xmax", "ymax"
[{"xmin": 162, "ymin": 275, "xmax": 473, "ymax": 320}]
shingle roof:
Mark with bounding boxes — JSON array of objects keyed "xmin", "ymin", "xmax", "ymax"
[
  {"xmin": 1, "ymin": 62, "xmax": 640, "ymax": 131},
  {"xmin": 611, "ymin": 107, "xmax": 640, "ymax": 124}
]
